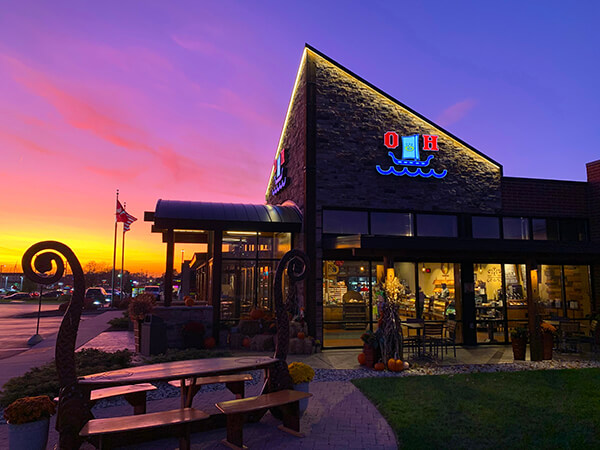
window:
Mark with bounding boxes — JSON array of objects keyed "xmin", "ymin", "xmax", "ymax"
[
  {"xmin": 502, "ymin": 217, "xmax": 529, "ymax": 240},
  {"xmin": 532, "ymin": 219, "xmax": 559, "ymax": 240},
  {"xmin": 222, "ymin": 232, "xmax": 257, "ymax": 258},
  {"xmin": 322, "ymin": 210, "xmax": 368, "ymax": 234},
  {"xmin": 560, "ymin": 219, "xmax": 587, "ymax": 241},
  {"xmin": 472, "ymin": 216, "xmax": 500, "ymax": 239},
  {"xmin": 370, "ymin": 212, "xmax": 413, "ymax": 236},
  {"xmin": 416, "ymin": 214, "xmax": 458, "ymax": 237}
]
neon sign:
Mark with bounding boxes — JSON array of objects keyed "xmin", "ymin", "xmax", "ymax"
[
  {"xmin": 271, "ymin": 149, "xmax": 288, "ymax": 194},
  {"xmin": 376, "ymin": 132, "xmax": 447, "ymax": 178}
]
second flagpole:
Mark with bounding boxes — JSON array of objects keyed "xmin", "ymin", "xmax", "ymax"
[
  {"xmin": 110, "ymin": 189, "xmax": 119, "ymax": 308},
  {"xmin": 120, "ymin": 202, "xmax": 126, "ymax": 299}
]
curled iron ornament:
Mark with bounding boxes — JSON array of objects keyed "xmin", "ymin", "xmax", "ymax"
[{"xmin": 22, "ymin": 243, "xmax": 68, "ymax": 285}]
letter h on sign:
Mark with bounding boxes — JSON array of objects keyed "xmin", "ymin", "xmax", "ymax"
[{"xmin": 422, "ymin": 135, "xmax": 438, "ymax": 151}]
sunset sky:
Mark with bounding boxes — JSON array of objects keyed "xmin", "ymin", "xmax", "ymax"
[{"xmin": 1, "ymin": 1, "xmax": 598, "ymax": 275}]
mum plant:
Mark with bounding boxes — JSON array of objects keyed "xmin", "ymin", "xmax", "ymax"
[
  {"xmin": 510, "ymin": 326, "xmax": 528, "ymax": 341},
  {"xmin": 4, "ymin": 395, "xmax": 56, "ymax": 425},
  {"xmin": 128, "ymin": 293, "xmax": 156, "ymax": 321},
  {"xmin": 540, "ymin": 322, "xmax": 557, "ymax": 335},
  {"xmin": 288, "ymin": 362, "xmax": 315, "ymax": 385}
]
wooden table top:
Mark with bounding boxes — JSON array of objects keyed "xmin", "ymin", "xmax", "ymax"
[{"xmin": 79, "ymin": 356, "xmax": 278, "ymax": 387}]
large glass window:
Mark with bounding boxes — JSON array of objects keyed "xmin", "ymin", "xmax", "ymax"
[
  {"xmin": 322, "ymin": 210, "xmax": 368, "ymax": 234},
  {"xmin": 474, "ymin": 264, "xmax": 505, "ymax": 343},
  {"xmin": 221, "ymin": 260, "xmax": 256, "ymax": 320},
  {"xmin": 370, "ymin": 212, "xmax": 413, "ymax": 236},
  {"xmin": 563, "ymin": 265, "xmax": 591, "ymax": 322},
  {"xmin": 418, "ymin": 262, "xmax": 459, "ymax": 324},
  {"xmin": 504, "ymin": 264, "xmax": 528, "ymax": 329},
  {"xmin": 472, "ymin": 216, "xmax": 500, "ymax": 239},
  {"xmin": 538, "ymin": 265, "xmax": 563, "ymax": 318},
  {"xmin": 222, "ymin": 232, "xmax": 257, "ymax": 258},
  {"xmin": 503, "ymin": 217, "xmax": 530, "ymax": 240},
  {"xmin": 416, "ymin": 214, "xmax": 458, "ymax": 237},
  {"xmin": 382, "ymin": 262, "xmax": 416, "ymax": 319},
  {"xmin": 323, "ymin": 260, "xmax": 372, "ymax": 347}
]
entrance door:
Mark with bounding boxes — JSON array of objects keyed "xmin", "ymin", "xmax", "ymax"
[{"xmin": 474, "ymin": 264, "xmax": 507, "ymax": 344}]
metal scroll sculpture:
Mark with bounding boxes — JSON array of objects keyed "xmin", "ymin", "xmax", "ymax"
[
  {"xmin": 262, "ymin": 249, "xmax": 309, "ymax": 394},
  {"xmin": 22, "ymin": 241, "xmax": 91, "ymax": 450}
]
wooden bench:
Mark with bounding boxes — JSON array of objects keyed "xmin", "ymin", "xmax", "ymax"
[
  {"xmin": 216, "ymin": 389, "xmax": 312, "ymax": 450},
  {"xmin": 55, "ymin": 383, "xmax": 157, "ymax": 415},
  {"xmin": 169, "ymin": 374, "xmax": 252, "ymax": 408},
  {"xmin": 79, "ymin": 407, "xmax": 209, "ymax": 450}
]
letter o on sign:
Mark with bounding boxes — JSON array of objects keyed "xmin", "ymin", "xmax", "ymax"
[{"xmin": 384, "ymin": 131, "xmax": 399, "ymax": 149}]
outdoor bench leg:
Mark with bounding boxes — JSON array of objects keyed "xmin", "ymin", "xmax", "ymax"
[
  {"xmin": 124, "ymin": 391, "xmax": 147, "ymax": 415},
  {"xmin": 222, "ymin": 412, "xmax": 246, "ymax": 450},
  {"xmin": 179, "ymin": 423, "xmax": 191, "ymax": 450},
  {"xmin": 278, "ymin": 401, "xmax": 303, "ymax": 437},
  {"xmin": 226, "ymin": 380, "xmax": 246, "ymax": 399}
]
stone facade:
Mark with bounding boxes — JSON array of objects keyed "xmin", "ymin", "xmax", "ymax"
[{"xmin": 312, "ymin": 53, "xmax": 502, "ymax": 215}]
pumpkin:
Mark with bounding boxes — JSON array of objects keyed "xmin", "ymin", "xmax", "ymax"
[
  {"xmin": 297, "ymin": 332, "xmax": 306, "ymax": 340},
  {"xmin": 395, "ymin": 359, "xmax": 403, "ymax": 371},
  {"xmin": 403, "ymin": 361, "xmax": 410, "ymax": 370},
  {"xmin": 242, "ymin": 337, "xmax": 251, "ymax": 348},
  {"xmin": 204, "ymin": 336, "xmax": 216, "ymax": 349},
  {"xmin": 357, "ymin": 353, "xmax": 366, "ymax": 365},
  {"xmin": 374, "ymin": 362, "xmax": 385, "ymax": 371},
  {"xmin": 387, "ymin": 358, "xmax": 396, "ymax": 372}
]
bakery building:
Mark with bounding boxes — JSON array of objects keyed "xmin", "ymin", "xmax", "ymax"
[{"xmin": 146, "ymin": 45, "xmax": 600, "ymax": 348}]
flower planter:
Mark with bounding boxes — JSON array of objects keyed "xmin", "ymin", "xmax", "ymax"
[
  {"xmin": 8, "ymin": 417, "xmax": 50, "ymax": 450},
  {"xmin": 363, "ymin": 344, "xmax": 379, "ymax": 368},
  {"xmin": 293, "ymin": 382, "xmax": 310, "ymax": 415},
  {"xmin": 542, "ymin": 332, "xmax": 553, "ymax": 360},
  {"xmin": 511, "ymin": 337, "xmax": 526, "ymax": 360}
]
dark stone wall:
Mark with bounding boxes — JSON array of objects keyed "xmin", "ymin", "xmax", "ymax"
[
  {"xmin": 312, "ymin": 54, "xmax": 502, "ymax": 215},
  {"xmin": 502, "ymin": 177, "xmax": 588, "ymax": 218},
  {"xmin": 266, "ymin": 59, "xmax": 307, "ymax": 219},
  {"xmin": 586, "ymin": 160, "xmax": 600, "ymax": 311}
]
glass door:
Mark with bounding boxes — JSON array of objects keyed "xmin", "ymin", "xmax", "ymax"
[{"xmin": 474, "ymin": 264, "xmax": 506, "ymax": 343}]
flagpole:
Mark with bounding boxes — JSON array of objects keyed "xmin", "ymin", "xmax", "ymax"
[
  {"xmin": 120, "ymin": 202, "xmax": 126, "ymax": 299},
  {"xmin": 110, "ymin": 189, "xmax": 119, "ymax": 308}
]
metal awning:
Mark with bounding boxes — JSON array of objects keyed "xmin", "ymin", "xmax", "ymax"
[{"xmin": 145, "ymin": 199, "xmax": 303, "ymax": 233}]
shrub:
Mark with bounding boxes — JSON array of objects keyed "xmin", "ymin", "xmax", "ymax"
[
  {"xmin": 4, "ymin": 395, "xmax": 56, "ymax": 424},
  {"xmin": 144, "ymin": 348, "xmax": 231, "ymax": 364},
  {"xmin": 108, "ymin": 315, "xmax": 130, "ymax": 330},
  {"xmin": 0, "ymin": 349, "xmax": 132, "ymax": 407},
  {"xmin": 116, "ymin": 297, "xmax": 130, "ymax": 310},
  {"xmin": 128, "ymin": 293, "xmax": 155, "ymax": 321}
]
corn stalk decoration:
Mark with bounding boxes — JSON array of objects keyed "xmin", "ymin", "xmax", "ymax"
[{"xmin": 379, "ymin": 278, "xmax": 403, "ymax": 365}]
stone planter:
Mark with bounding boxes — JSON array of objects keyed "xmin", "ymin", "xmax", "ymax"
[
  {"xmin": 511, "ymin": 338, "xmax": 526, "ymax": 360},
  {"xmin": 133, "ymin": 319, "xmax": 143, "ymax": 353},
  {"xmin": 293, "ymin": 382, "xmax": 310, "ymax": 415},
  {"xmin": 542, "ymin": 332, "xmax": 554, "ymax": 360},
  {"xmin": 8, "ymin": 417, "xmax": 50, "ymax": 450}
]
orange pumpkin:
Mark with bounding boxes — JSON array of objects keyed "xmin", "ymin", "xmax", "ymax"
[
  {"xmin": 204, "ymin": 336, "xmax": 216, "ymax": 349},
  {"xmin": 357, "ymin": 353, "xmax": 366, "ymax": 365},
  {"xmin": 297, "ymin": 332, "xmax": 306, "ymax": 340},
  {"xmin": 374, "ymin": 362, "xmax": 385, "ymax": 371},
  {"xmin": 395, "ymin": 359, "xmax": 403, "ymax": 371},
  {"xmin": 242, "ymin": 337, "xmax": 251, "ymax": 348},
  {"xmin": 250, "ymin": 309, "xmax": 265, "ymax": 320},
  {"xmin": 387, "ymin": 358, "xmax": 396, "ymax": 372}
]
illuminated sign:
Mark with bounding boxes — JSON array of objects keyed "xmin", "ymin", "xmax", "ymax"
[
  {"xmin": 376, "ymin": 132, "xmax": 447, "ymax": 178},
  {"xmin": 271, "ymin": 149, "xmax": 288, "ymax": 194}
]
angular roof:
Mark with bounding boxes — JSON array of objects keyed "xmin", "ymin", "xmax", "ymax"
[{"xmin": 146, "ymin": 199, "xmax": 302, "ymax": 232}]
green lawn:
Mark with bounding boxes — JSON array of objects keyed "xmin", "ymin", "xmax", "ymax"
[{"xmin": 353, "ymin": 369, "xmax": 600, "ymax": 449}]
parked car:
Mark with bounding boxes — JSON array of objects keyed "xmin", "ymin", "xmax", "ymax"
[
  {"xmin": 41, "ymin": 290, "xmax": 64, "ymax": 298},
  {"xmin": 3, "ymin": 292, "xmax": 32, "ymax": 300},
  {"xmin": 85, "ymin": 287, "xmax": 109, "ymax": 305},
  {"xmin": 143, "ymin": 286, "xmax": 162, "ymax": 301}
]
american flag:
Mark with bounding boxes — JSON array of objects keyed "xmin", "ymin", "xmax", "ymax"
[{"xmin": 116, "ymin": 200, "xmax": 137, "ymax": 232}]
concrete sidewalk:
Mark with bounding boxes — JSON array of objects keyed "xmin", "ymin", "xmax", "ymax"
[{"xmin": 0, "ymin": 310, "xmax": 122, "ymax": 388}]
